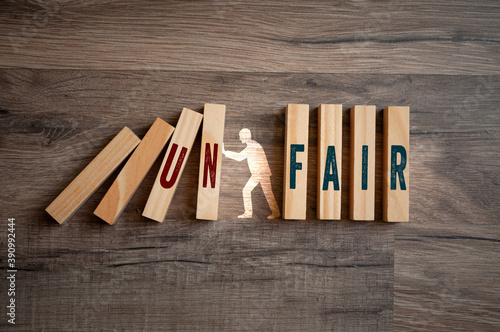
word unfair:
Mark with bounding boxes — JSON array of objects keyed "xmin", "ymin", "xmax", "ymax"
[{"xmin": 46, "ymin": 104, "xmax": 409, "ymax": 225}]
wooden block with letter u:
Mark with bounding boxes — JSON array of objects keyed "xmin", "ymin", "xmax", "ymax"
[
  {"xmin": 196, "ymin": 103, "xmax": 226, "ymax": 220},
  {"xmin": 283, "ymin": 103, "xmax": 309, "ymax": 220},
  {"xmin": 143, "ymin": 108, "xmax": 203, "ymax": 222},
  {"xmin": 383, "ymin": 106, "xmax": 410, "ymax": 222}
]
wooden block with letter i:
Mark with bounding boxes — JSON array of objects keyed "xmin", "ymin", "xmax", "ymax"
[
  {"xmin": 318, "ymin": 104, "xmax": 342, "ymax": 220},
  {"xmin": 46, "ymin": 127, "xmax": 141, "ymax": 224},
  {"xmin": 383, "ymin": 106, "xmax": 410, "ymax": 222},
  {"xmin": 143, "ymin": 108, "xmax": 203, "ymax": 222},
  {"xmin": 350, "ymin": 105, "xmax": 376, "ymax": 221},
  {"xmin": 283, "ymin": 104, "xmax": 309, "ymax": 220},
  {"xmin": 196, "ymin": 103, "xmax": 226, "ymax": 220},
  {"xmin": 94, "ymin": 118, "xmax": 175, "ymax": 224}
]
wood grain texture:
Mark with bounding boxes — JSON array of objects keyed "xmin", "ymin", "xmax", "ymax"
[
  {"xmin": 45, "ymin": 126, "xmax": 140, "ymax": 224},
  {"xmin": 94, "ymin": 118, "xmax": 174, "ymax": 225}
]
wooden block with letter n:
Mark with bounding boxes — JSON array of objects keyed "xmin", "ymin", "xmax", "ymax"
[
  {"xmin": 143, "ymin": 108, "xmax": 203, "ymax": 222},
  {"xmin": 196, "ymin": 103, "xmax": 226, "ymax": 220},
  {"xmin": 383, "ymin": 106, "xmax": 410, "ymax": 222},
  {"xmin": 46, "ymin": 127, "xmax": 141, "ymax": 224},
  {"xmin": 318, "ymin": 104, "xmax": 342, "ymax": 220},
  {"xmin": 283, "ymin": 103, "xmax": 309, "ymax": 220},
  {"xmin": 350, "ymin": 105, "xmax": 376, "ymax": 221},
  {"xmin": 94, "ymin": 118, "xmax": 175, "ymax": 225}
]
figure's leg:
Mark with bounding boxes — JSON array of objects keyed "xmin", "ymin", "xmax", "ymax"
[
  {"xmin": 260, "ymin": 176, "xmax": 281, "ymax": 219},
  {"xmin": 239, "ymin": 177, "xmax": 258, "ymax": 218}
]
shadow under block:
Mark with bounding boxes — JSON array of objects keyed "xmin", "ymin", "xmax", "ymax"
[
  {"xmin": 349, "ymin": 105, "xmax": 376, "ymax": 221},
  {"xmin": 283, "ymin": 104, "xmax": 309, "ymax": 220},
  {"xmin": 317, "ymin": 104, "xmax": 342, "ymax": 220},
  {"xmin": 143, "ymin": 108, "xmax": 203, "ymax": 222},
  {"xmin": 46, "ymin": 127, "xmax": 141, "ymax": 224},
  {"xmin": 383, "ymin": 106, "xmax": 410, "ymax": 222},
  {"xmin": 94, "ymin": 118, "xmax": 175, "ymax": 225},
  {"xmin": 196, "ymin": 103, "xmax": 226, "ymax": 220}
]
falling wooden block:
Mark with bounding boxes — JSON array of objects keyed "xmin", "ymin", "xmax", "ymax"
[
  {"xmin": 46, "ymin": 127, "xmax": 141, "ymax": 224},
  {"xmin": 318, "ymin": 104, "xmax": 342, "ymax": 220},
  {"xmin": 349, "ymin": 105, "xmax": 376, "ymax": 221},
  {"xmin": 283, "ymin": 104, "xmax": 309, "ymax": 220},
  {"xmin": 196, "ymin": 103, "xmax": 226, "ymax": 220},
  {"xmin": 94, "ymin": 118, "xmax": 175, "ymax": 225},
  {"xmin": 383, "ymin": 106, "xmax": 410, "ymax": 222},
  {"xmin": 143, "ymin": 108, "xmax": 203, "ymax": 222}
]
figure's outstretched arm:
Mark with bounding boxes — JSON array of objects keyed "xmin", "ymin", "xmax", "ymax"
[{"xmin": 222, "ymin": 144, "xmax": 247, "ymax": 161}]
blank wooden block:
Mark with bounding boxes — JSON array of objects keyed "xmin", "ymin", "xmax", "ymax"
[
  {"xmin": 349, "ymin": 105, "xmax": 376, "ymax": 221},
  {"xmin": 196, "ymin": 103, "xmax": 226, "ymax": 220},
  {"xmin": 383, "ymin": 106, "xmax": 410, "ymax": 222},
  {"xmin": 46, "ymin": 127, "xmax": 140, "ymax": 224},
  {"xmin": 318, "ymin": 104, "xmax": 342, "ymax": 220},
  {"xmin": 143, "ymin": 108, "xmax": 203, "ymax": 222},
  {"xmin": 94, "ymin": 118, "xmax": 175, "ymax": 225},
  {"xmin": 283, "ymin": 104, "xmax": 309, "ymax": 220}
]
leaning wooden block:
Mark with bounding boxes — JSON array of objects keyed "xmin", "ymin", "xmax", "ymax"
[
  {"xmin": 46, "ymin": 127, "xmax": 141, "ymax": 224},
  {"xmin": 318, "ymin": 104, "xmax": 342, "ymax": 220},
  {"xmin": 349, "ymin": 105, "xmax": 376, "ymax": 221},
  {"xmin": 283, "ymin": 104, "xmax": 309, "ymax": 220},
  {"xmin": 143, "ymin": 108, "xmax": 203, "ymax": 222},
  {"xmin": 383, "ymin": 106, "xmax": 410, "ymax": 222},
  {"xmin": 196, "ymin": 103, "xmax": 226, "ymax": 220},
  {"xmin": 94, "ymin": 118, "xmax": 175, "ymax": 225}
]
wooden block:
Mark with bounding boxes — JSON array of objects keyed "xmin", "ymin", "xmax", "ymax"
[
  {"xmin": 383, "ymin": 106, "xmax": 410, "ymax": 222},
  {"xmin": 349, "ymin": 105, "xmax": 376, "ymax": 221},
  {"xmin": 283, "ymin": 104, "xmax": 309, "ymax": 220},
  {"xmin": 94, "ymin": 118, "xmax": 175, "ymax": 225},
  {"xmin": 317, "ymin": 104, "xmax": 342, "ymax": 220},
  {"xmin": 196, "ymin": 103, "xmax": 226, "ymax": 220},
  {"xmin": 143, "ymin": 108, "xmax": 203, "ymax": 222},
  {"xmin": 46, "ymin": 127, "xmax": 140, "ymax": 224}
]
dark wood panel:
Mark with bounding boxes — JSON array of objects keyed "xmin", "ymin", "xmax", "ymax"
[{"xmin": 0, "ymin": 0, "xmax": 499, "ymax": 74}]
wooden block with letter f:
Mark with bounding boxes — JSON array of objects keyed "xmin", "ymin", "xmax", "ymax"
[
  {"xmin": 143, "ymin": 108, "xmax": 203, "ymax": 222},
  {"xmin": 350, "ymin": 105, "xmax": 376, "ymax": 221},
  {"xmin": 196, "ymin": 103, "xmax": 226, "ymax": 220},
  {"xmin": 383, "ymin": 106, "xmax": 410, "ymax": 222},
  {"xmin": 283, "ymin": 104, "xmax": 309, "ymax": 220}
]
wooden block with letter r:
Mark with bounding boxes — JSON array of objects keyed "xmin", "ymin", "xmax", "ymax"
[
  {"xmin": 94, "ymin": 118, "xmax": 175, "ymax": 225},
  {"xmin": 196, "ymin": 103, "xmax": 226, "ymax": 220},
  {"xmin": 383, "ymin": 106, "xmax": 410, "ymax": 222},
  {"xmin": 46, "ymin": 127, "xmax": 140, "ymax": 224},
  {"xmin": 143, "ymin": 108, "xmax": 203, "ymax": 222},
  {"xmin": 349, "ymin": 105, "xmax": 376, "ymax": 221},
  {"xmin": 283, "ymin": 103, "xmax": 309, "ymax": 220},
  {"xmin": 318, "ymin": 104, "xmax": 342, "ymax": 220}
]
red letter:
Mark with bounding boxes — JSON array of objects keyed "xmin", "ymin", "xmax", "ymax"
[
  {"xmin": 160, "ymin": 143, "xmax": 188, "ymax": 189},
  {"xmin": 203, "ymin": 143, "xmax": 218, "ymax": 188}
]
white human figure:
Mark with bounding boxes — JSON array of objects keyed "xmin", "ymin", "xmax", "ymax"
[{"xmin": 222, "ymin": 128, "xmax": 280, "ymax": 219}]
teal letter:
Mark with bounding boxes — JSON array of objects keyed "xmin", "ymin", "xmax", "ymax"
[
  {"xmin": 391, "ymin": 145, "xmax": 407, "ymax": 190},
  {"xmin": 290, "ymin": 144, "xmax": 304, "ymax": 189},
  {"xmin": 361, "ymin": 145, "xmax": 368, "ymax": 190},
  {"xmin": 322, "ymin": 146, "xmax": 339, "ymax": 191}
]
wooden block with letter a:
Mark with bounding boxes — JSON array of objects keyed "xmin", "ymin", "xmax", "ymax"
[
  {"xmin": 94, "ymin": 118, "xmax": 175, "ymax": 224},
  {"xmin": 46, "ymin": 127, "xmax": 140, "ymax": 224},
  {"xmin": 196, "ymin": 103, "xmax": 226, "ymax": 220},
  {"xmin": 318, "ymin": 104, "xmax": 342, "ymax": 220},
  {"xmin": 349, "ymin": 105, "xmax": 376, "ymax": 221},
  {"xmin": 143, "ymin": 108, "xmax": 203, "ymax": 222},
  {"xmin": 383, "ymin": 106, "xmax": 410, "ymax": 222},
  {"xmin": 283, "ymin": 104, "xmax": 309, "ymax": 220}
]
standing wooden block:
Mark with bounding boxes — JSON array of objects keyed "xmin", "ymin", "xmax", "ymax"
[
  {"xmin": 349, "ymin": 105, "xmax": 376, "ymax": 221},
  {"xmin": 283, "ymin": 104, "xmax": 309, "ymax": 220},
  {"xmin": 196, "ymin": 103, "xmax": 226, "ymax": 220},
  {"xmin": 94, "ymin": 118, "xmax": 175, "ymax": 225},
  {"xmin": 383, "ymin": 106, "xmax": 410, "ymax": 222},
  {"xmin": 318, "ymin": 104, "xmax": 342, "ymax": 220},
  {"xmin": 143, "ymin": 108, "xmax": 203, "ymax": 222},
  {"xmin": 46, "ymin": 127, "xmax": 140, "ymax": 224}
]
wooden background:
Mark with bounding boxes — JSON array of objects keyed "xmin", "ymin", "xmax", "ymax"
[{"xmin": 0, "ymin": 1, "xmax": 498, "ymax": 331}]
